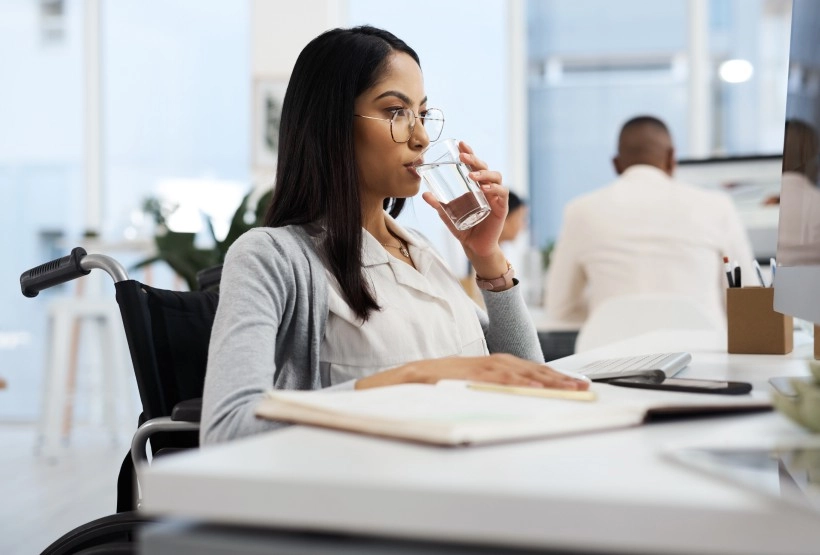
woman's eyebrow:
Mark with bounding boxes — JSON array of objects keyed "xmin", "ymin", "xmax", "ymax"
[{"xmin": 374, "ymin": 90, "xmax": 428, "ymax": 106}]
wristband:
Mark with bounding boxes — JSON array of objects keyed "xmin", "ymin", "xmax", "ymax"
[{"xmin": 475, "ymin": 261, "xmax": 515, "ymax": 291}]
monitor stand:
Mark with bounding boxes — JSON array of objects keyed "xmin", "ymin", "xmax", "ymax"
[{"xmin": 768, "ymin": 326, "xmax": 820, "ymax": 396}]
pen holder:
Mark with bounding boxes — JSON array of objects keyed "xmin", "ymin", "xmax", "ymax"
[
  {"xmin": 812, "ymin": 325, "xmax": 820, "ymax": 360},
  {"xmin": 727, "ymin": 287, "xmax": 793, "ymax": 354},
  {"xmin": 816, "ymin": 325, "xmax": 820, "ymax": 360}
]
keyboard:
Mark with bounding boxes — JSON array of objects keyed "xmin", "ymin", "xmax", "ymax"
[{"xmin": 577, "ymin": 352, "xmax": 692, "ymax": 382}]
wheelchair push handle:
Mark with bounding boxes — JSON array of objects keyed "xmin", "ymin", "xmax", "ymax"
[
  {"xmin": 20, "ymin": 247, "xmax": 91, "ymax": 298},
  {"xmin": 20, "ymin": 247, "xmax": 130, "ymax": 298}
]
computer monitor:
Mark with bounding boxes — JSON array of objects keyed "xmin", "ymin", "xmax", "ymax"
[
  {"xmin": 675, "ymin": 155, "xmax": 782, "ymax": 261},
  {"xmin": 773, "ymin": 0, "xmax": 820, "ymax": 327}
]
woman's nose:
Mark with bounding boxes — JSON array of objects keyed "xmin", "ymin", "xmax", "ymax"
[{"xmin": 412, "ymin": 119, "xmax": 430, "ymax": 150}]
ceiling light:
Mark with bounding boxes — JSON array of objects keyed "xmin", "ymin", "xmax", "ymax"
[{"xmin": 719, "ymin": 59, "xmax": 754, "ymax": 83}]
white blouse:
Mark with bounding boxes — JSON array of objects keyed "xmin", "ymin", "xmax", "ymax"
[{"xmin": 321, "ymin": 218, "xmax": 487, "ymax": 386}]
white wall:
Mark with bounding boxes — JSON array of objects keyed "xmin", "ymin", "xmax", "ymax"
[
  {"xmin": 250, "ymin": 0, "xmax": 344, "ymax": 181},
  {"xmin": 251, "ymin": 0, "xmax": 344, "ymax": 77}
]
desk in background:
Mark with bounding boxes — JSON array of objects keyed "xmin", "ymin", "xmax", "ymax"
[
  {"xmin": 139, "ymin": 329, "xmax": 820, "ymax": 555},
  {"xmin": 529, "ymin": 306, "xmax": 581, "ymax": 361}
]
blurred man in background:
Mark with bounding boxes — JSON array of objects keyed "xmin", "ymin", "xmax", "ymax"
[{"xmin": 546, "ymin": 115, "xmax": 754, "ymax": 327}]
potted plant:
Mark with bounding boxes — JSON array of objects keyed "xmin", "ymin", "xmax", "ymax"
[{"xmin": 137, "ymin": 188, "xmax": 272, "ymax": 291}]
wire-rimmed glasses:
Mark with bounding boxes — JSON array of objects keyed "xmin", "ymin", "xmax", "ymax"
[{"xmin": 354, "ymin": 108, "xmax": 444, "ymax": 143}]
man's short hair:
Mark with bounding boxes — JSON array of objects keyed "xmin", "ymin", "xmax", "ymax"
[{"xmin": 620, "ymin": 115, "xmax": 670, "ymax": 137}]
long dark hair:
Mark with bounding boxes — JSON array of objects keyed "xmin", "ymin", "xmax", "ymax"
[{"xmin": 264, "ymin": 26, "xmax": 420, "ymax": 321}]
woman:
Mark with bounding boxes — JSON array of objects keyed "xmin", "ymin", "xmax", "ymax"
[
  {"xmin": 500, "ymin": 191, "xmax": 528, "ymax": 244},
  {"xmin": 201, "ymin": 25, "xmax": 588, "ymax": 444}
]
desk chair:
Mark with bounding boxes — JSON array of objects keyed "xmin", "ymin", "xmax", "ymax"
[
  {"xmin": 574, "ymin": 293, "xmax": 722, "ymax": 353},
  {"xmin": 538, "ymin": 330, "xmax": 579, "ymax": 361},
  {"xmin": 21, "ymin": 248, "xmax": 219, "ymax": 555}
]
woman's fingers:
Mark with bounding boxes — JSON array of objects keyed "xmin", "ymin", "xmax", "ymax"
[
  {"xmin": 386, "ymin": 356, "xmax": 591, "ymax": 390},
  {"xmin": 421, "ymin": 190, "xmax": 440, "ymax": 210},
  {"xmin": 461, "ymin": 152, "xmax": 487, "ymax": 173},
  {"xmin": 469, "ymin": 180, "xmax": 508, "ymax": 219},
  {"xmin": 470, "ymin": 169, "xmax": 503, "ymax": 185},
  {"xmin": 457, "ymin": 143, "xmax": 505, "ymax": 206},
  {"xmin": 458, "ymin": 141, "xmax": 489, "ymax": 172},
  {"xmin": 421, "ymin": 191, "xmax": 460, "ymax": 234},
  {"xmin": 527, "ymin": 365, "xmax": 590, "ymax": 389},
  {"xmin": 477, "ymin": 369, "xmax": 585, "ymax": 390},
  {"xmin": 458, "ymin": 140, "xmax": 475, "ymax": 156},
  {"xmin": 472, "ymin": 355, "xmax": 590, "ymax": 390}
]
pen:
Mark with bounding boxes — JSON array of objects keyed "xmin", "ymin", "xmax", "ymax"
[
  {"xmin": 723, "ymin": 256, "xmax": 735, "ymax": 288},
  {"xmin": 769, "ymin": 258, "xmax": 777, "ymax": 287},
  {"xmin": 752, "ymin": 259, "xmax": 766, "ymax": 287},
  {"xmin": 468, "ymin": 382, "xmax": 597, "ymax": 402},
  {"xmin": 733, "ymin": 263, "xmax": 741, "ymax": 288}
]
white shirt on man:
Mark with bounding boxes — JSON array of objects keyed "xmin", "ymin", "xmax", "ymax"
[{"xmin": 545, "ymin": 164, "xmax": 755, "ymax": 327}]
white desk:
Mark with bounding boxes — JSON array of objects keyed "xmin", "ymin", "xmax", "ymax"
[
  {"xmin": 140, "ymin": 330, "xmax": 820, "ymax": 554},
  {"xmin": 528, "ymin": 305, "xmax": 581, "ymax": 332}
]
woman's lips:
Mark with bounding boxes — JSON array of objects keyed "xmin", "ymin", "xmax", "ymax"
[
  {"xmin": 405, "ymin": 163, "xmax": 421, "ymax": 178},
  {"xmin": 405, "ymin": 158, "xmax": 423, "ymax": 177}
]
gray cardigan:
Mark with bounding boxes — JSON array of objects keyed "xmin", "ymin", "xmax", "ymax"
[{"xmin": 200, "ymin": 225, "xmax": 544, "ymax": 445}]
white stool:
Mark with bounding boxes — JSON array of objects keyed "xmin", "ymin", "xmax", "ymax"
[{"xmin": 36, "ymin": 296, "xmax": 132, "ymax": 459}]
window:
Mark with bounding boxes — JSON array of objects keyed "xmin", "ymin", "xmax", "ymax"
[
  {"xmin": 527, "ymin": 0, "xmax": 791, "ymax": 245},
  {"xmin": 0, "ymin": 0, "xmax": 249, "ymax": 420}
]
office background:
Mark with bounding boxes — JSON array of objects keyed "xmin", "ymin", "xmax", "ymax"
[{"xmin": 0, "ymin": 0, "xmax": 791, "ymax": 423}]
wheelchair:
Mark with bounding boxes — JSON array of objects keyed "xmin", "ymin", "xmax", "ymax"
[{"xmin": 21, "ymin": 247, "xmax": 220, "ymax": 555}]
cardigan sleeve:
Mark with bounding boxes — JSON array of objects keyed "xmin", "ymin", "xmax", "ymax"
[
  {"xmin": 200, "ymin": 229, "xmax": 325, "ymax": 445},
  {"xmin": 477, "ymin": 280, "xmax": 544, "ymax": 363}
]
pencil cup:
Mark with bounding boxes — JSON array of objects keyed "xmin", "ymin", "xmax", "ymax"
[
  {"xmin": 815, "ymin": 325, "xmax": 819, "ymax": 360},
  {"xmin": 727, "ymin": 286, "xmax": 793, "ymax": 354}
]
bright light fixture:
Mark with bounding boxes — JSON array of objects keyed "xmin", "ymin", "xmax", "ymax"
[{"xmin": 719, "ymin": 59, "xmax": 754, "ymax": 83}]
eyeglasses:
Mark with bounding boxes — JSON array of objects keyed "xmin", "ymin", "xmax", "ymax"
[{"xmin": 354, "ymin": 108, "xmax": 444, "ymax": 143}]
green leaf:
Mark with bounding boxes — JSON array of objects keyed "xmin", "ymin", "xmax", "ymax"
[{"xmin": 131, "ymin": 187, "xmax": 273, "ymax": 290}]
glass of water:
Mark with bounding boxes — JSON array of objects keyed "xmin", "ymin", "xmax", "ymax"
[{"xmin": 416, "ymin": 139, "xmax": 491, "ymax": 230}]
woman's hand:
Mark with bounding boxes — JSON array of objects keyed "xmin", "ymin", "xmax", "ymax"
[
  {"xmin": 355, "ymin": 354, "xmax": 590, "ymax": 391},
  {"xmin": 421, "ymin": 141, "xmax": 510, "ymax": 277}
]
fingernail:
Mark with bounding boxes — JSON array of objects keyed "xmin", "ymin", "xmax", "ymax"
[
  {"xmin": 481, "ymin": 184, "xmax": 492, "ymax": 190},
  {"xmin": 551, "ymin": 367, "xmax": 591, "ymax": 383}
]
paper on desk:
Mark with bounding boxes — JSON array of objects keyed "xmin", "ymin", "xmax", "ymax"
[{"xmin": 255, "ymin": 380, "xmax": 771, "ymax": 447}]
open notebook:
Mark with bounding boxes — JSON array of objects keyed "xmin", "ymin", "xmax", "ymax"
[{"xmin": 255, "ymin": 380, "xmax": 771, "ymax": 447}]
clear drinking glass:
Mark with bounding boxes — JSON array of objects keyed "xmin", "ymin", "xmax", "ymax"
[{"xmin": 416, "ymin": 139, "xmax": 491, "ymax": 230}]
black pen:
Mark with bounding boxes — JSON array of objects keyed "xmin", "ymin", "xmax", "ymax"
[
  {"xmin": 770, "ymin": 257, "xmax": 777, "ymax": 287},
  {"xmin": 752, "ymin": 259, "xmax": 766, "ymax": 287},
  {"xmin": 733, "ymin": 263, "xmax": 741, "ymax": 288},
  {"xmin": 723, "ymin": 256, "xmax": 735, "ymax": 288}
]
